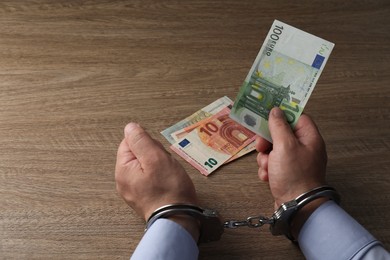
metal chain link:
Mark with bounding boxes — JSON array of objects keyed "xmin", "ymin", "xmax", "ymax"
[{"xmin": 224, "ymin": 215, "xmax": 274, "ymax": 229}]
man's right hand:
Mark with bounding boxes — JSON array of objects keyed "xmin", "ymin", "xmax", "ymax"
[{"xmin": 255, "ymin": 107, "xmax": 327, "ymax": 210}]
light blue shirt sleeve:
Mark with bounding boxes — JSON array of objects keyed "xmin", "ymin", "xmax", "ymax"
[
  {"xmin": 131, "ymin": 218, "xmax": 198, "ymax": 260},
  {"xmin": 130, "ymin": 201, "xmax": 389, "ymax": 259},
  {"xmin": 298, "ymin": 201, "xmax": 390, "ymax": 260}
]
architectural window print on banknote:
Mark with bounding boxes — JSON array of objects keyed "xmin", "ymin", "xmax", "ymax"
[{"xmin": 230, "ymin": 20, "xmax": 334, "ymax": 142}]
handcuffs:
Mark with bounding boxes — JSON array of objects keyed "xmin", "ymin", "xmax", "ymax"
[{"xmin": 145, "ymin": 186, "xmax": 340, "ymax": 243}]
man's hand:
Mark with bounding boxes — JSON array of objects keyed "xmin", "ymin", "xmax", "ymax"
[
  {"xmin": 115, "ymin": 123, "xmax": 199, "ymax": 240},
  {"xmin": 256, "ymin": 108, "xmax": 328, "ymax": 238},
  {"xmin": 256, "ymin": 107, "xmax": 327, "ymax": 208}
]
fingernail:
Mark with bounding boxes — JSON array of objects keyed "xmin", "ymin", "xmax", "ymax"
[
  {"xmin": 271, "ymin": 107, "xmax": 284, "ymax": 118},
  {"xmin": 124, "ymin": 122, "xmax": 141, "ymax": 137}
]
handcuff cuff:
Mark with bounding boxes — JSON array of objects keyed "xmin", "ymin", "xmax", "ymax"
[{"xmin": 145, "ymin": 186, "xmax": 340, "ymax": 243}]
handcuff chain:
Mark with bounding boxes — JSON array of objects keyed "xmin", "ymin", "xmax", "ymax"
[{"xmin": 223, "ymin": 215, "xmax": 274, "ymax": 229}]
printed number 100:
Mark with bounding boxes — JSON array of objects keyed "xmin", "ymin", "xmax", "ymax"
[{"xmin": 205, "ymin": 158, "xmax": 218, "ymax": 168}]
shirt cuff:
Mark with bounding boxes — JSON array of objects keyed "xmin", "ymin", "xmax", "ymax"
[
  {"xmin": 131, "ymin": 218, "xmax": 199, "ymax": 260},
  {"xmin": 298, "ymin": 201, "xmax": 380, "ymax": 260}
]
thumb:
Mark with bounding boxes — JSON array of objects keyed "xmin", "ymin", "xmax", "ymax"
[
  {"xmin": 124, "ymin": 123, "xmax": 162, "ymax": 164},
  {"xmin": 268, "ymin": 107, "xmax": 295, "ymax": 145}
]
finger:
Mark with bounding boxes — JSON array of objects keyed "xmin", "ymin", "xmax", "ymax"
[
  {"xmin": 256, "ymin": 152, "xmax": 269, "ymax": 182},
  {"xmin": 256, "ymin": 152, "xmax": 269, "ymax": 170},
  {"xmin": 258, "ymin": 164, "xmax": 269, "ymax": 182},
  {"xmin": 256, "ymin": 151, "xmax": 267, "ymax": 167},
  {"xmin": 268, "ymin": 107, "xmax": 295, "ymax": 146},
  {"xmin": 255, "ymin": 136, "xmax": 271, "ymax": 152},
  {"xmin": 124, "ymin": 122, "xmax": 165, "ymax": 164}
]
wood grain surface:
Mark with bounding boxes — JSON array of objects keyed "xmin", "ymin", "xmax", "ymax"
[{"xmin": 0, "ymin": 1, "xmax": 389, "ymax": 259}]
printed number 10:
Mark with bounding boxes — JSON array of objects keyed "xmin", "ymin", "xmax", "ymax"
[{"xmin": 205, "ymin": 158, "xmax": 218, "ymax": 168}]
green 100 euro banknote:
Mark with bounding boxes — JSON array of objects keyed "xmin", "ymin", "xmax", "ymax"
[{"xmin": 230, "ymin": 20, "xmax": 334, "ymax": 142}]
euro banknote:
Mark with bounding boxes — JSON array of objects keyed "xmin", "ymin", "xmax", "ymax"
[
  {"xmin": 170, "ymin": 106, "xmax": 256, "ymax": 176},
  {"xmin": 161, "ymin": 96, "xmax": 232, "ymax": 144},
  {"xmin": 230, "ymin": 20, "xmax": 334, "ymax": 142},
  {"xmin": 161, "ymin": 97, "xmax": 257, "ymax": 173},
  {"xmin": 170, "ymin": 118, "xmax": 256, "ymax": 164}
]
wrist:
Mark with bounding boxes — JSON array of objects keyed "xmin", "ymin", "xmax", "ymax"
[
  {"xmin": 167, "ymin": 215, "xmax": 201, "ymax": 242},
  {"xmin": 144, "ymin": 204, "xmax": 223, "ymax": 243},
  {"xmin": 269, "ymin": 186, "xmax": 340, "ymax": 240},
  {"xmin": 290, "ymin": 197, "xmax": 328, "ymax": 240},
  {"xmin": 274, "ymin": 183, "xmax": 326, "ymax": 210}
]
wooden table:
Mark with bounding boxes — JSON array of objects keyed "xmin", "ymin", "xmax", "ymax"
[{"xmin": 1, "ymin": 1, "xmax": 389, "ymax": 259}]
